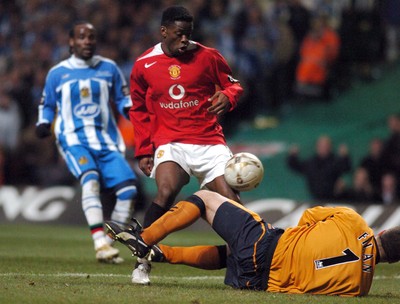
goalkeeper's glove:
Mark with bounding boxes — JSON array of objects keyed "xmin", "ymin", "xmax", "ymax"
[{"xmin": 35, "ymin": 123, "xmax": 52, "ymax": 138}]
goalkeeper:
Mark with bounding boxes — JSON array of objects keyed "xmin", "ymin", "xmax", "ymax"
[{"xmin": 107, "ymin": 190, "xmax": 399, "ymax": 296}]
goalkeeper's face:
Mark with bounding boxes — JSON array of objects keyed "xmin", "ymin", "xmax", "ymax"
[{"xmin": 69, "ymin": 23, "xmax": 97, "ymax": 60}]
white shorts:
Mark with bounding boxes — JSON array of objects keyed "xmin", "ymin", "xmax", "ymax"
[{"xmin": 150, "ymin": 143, "xmax": 233, "ymax": 189}]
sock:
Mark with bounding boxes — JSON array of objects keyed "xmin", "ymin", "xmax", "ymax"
[
  {"xmin": 135, "ymin": 257, "xmax": 150, "ymax": 268},
  {"xmin": 81, "ymin": 171, "xmax": 105, "ymax": 250},
  {"xmin": 92, "ymin": 225, "xmax": 107, "ymax": 249},
  {"xmin": 141, "ymin": 199, "xmax": 203, "ymax": 245},
  {"xmin": 111, "ymin": 184, "xmax": 137, "ymax": 225},
  {"xmin": 106, "ymin": 185, "xmax": 136, "ymax": 245},
  {"xmin": 144, "ymin": 202, "xmax": 168, "ymax": 228},
  {"xmin": 158, "ymin": 244, "xmax": 225, "ymax": 270}
]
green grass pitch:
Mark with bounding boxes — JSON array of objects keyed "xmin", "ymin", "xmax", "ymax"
[{"xmin": 1, "ymin": 224, "xmax": 399, "ymax": 304}]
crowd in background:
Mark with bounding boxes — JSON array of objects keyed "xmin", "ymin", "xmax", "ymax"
[
  {"xmin": 0, "ymin": 0, "xmax": 400, "ymax": 204},
  {"xmin": 286, "ymin": 113, "xmax": 400, "ymax": 204}
]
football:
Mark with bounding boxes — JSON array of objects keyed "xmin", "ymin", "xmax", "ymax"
[{"xmin": 224, "ymin": 152, "xmax": 264, "ymax": 191}]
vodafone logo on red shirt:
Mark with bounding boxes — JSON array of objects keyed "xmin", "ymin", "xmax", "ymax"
[
  {"xmin": 160, "ymin": 84, "xmax": 199, "ymax": 109},
  {"xmin": 168, "ymin": 84, "xmax": 185, "ymax": 100}
]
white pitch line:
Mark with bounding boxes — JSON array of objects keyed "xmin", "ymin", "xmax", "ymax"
[
  {"xmin": 1, "ymin": 272, "xmax": 399, "ymax": 281},
  {"xmin": 373, "ymin": 275, "xmax": 400, "ymax": 280},
  {"xmin": 0, "ymin": 273, "xmax": 129, "ymax": 278},
  {"xmin": 0, "ymin": 272, "xmax": 225, "ymax": 281}
]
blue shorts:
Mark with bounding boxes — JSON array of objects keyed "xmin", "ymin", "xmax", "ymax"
[
  {"xmin": 61, "ymin": 145, "xmax": 136, "ymax": 190},
  {"xmin": 212, "ymin": 201, "xmax": 283, "ymax": 290}
]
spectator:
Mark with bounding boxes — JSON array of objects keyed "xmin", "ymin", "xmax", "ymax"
[
  {"xmin": 287, "ymin": 135, "xmax": 351, "ymax": 201},
  {"xmin": 379, "ymin": 172, "xmax": 400, "ymax": 205},
  {"xmin": 295, "ymin": 14, "xmax": 340, "ymax": 99},
  {"xmin": 359, "ymin": 138, "xmax": 385, "ymax": 193},
  {"xmin": 0, "ymin": 87, "xmax": 21, "ymax": 152},
  {"xmin": 379, "ymin": 0, "xmax": 400, "ymax": 62},
  {"xmin": 267, "ymin": 10, "xmax": 295, "ymax": 113},
  {"xmin": 287, "ymin": 0, "xmax": 311, "ymax": 47},
  {"xmin": 285, "ymin": 0, "xmax": 312, "ymax": 96},
  {"xmin": 255, "ymin": 0, "xmax": 296, "ymax": 121},
  {"xmin": 200, "ymin": 0, "xmax": 236, "ymax": 72},
  {"xmin": 339, "ymin": 1, "xmax": 385, "ymax": 80},
  {"xmin": 382, "ymin": 113, "xmax": 400, "ymax": 185},
  {"xmin": 233, "ymin": 0, "xmax": 275, "ymax": 122},
  {"xmin": 335, "ymin": 167, "xmax": 378, "ymax": 203}
]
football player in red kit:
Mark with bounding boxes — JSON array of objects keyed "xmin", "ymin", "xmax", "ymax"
[{"xmin": 128, "ymin": 6, "xmax": 243, "ymax": 284}]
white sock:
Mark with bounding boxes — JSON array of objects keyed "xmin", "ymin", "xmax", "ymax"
[
  {"xmin": 111, "ymin": 185, "xmax": 136, "ymax": 225},
  {"xmin": 81, "ymin": 175, "xmax": 105, "ymax": 250}
]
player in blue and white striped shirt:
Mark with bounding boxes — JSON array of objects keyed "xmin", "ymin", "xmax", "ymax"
[{"xmin": 36, "ymin": 21, "xmax": 138, "ymax": 263}]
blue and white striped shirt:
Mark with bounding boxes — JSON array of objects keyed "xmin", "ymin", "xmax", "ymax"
[{"xmin": 37, "ymin": 55, "xmax": 132, "ymax": 153}]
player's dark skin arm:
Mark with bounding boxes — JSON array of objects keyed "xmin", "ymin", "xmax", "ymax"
[{"xmin": 207, "ymin": 91, "xmax": 231, "ymax": 116}]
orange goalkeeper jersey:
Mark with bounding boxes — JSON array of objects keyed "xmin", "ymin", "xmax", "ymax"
[{"xmin": 268, "ymin": 206, "xmax": 377, "ymax": 296}]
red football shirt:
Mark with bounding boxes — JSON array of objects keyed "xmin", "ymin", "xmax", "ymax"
[{"xmin": 129, "ymin": 42, "xmax": 243, "ymax": 158}]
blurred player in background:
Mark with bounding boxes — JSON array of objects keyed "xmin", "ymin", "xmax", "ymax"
[
  {"xmin": 129, "ymin": 6, "xmax": 243, "ymax": 283},
  {"xmin": 107, "ymin": 189, "xmax": 400, "ymax": 296},
  {"xmin": 36, "ymin": 21, "xmax": 138, "ymax": 264}
]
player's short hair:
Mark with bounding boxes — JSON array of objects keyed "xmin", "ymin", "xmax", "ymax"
[
  {"xmin": 161, "ymin": 6, "xmax": 193, "ymax": 26},
  {"xmin": 69, "ymin": 20, "xmax": 92, "ymax": 38},
  {"xmin": 380, "ymin": 226, "xmax": 400, "ymax": 263},
  {"xmin": 68, "ymin": 21, "xmax": 95, "ymax": 54}
]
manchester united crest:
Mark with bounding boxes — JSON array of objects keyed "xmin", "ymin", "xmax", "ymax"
[
  {"xmin": 157, "ymin": 150, "xmax": 165, "ymax": 159},
  {"xmin": 168, "ymin": 65, "xmax": 181, "ymax": 79},
  {"xmin": 80, "ymin": 87, "xmax": 90, "ymax": 98}
]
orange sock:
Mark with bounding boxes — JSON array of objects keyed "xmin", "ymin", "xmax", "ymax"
[
  {"xmin": 158, "ymin": 244, "xmax": 223, "ymax": 270},
  {"xmin": 141, "ymin": 200, "xmax": 201, "ymax": 245}
]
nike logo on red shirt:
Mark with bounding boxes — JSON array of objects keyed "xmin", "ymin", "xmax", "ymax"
[{"xmin": 144, "ymin": 61, "xmax": 157, "ymax": 68}]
